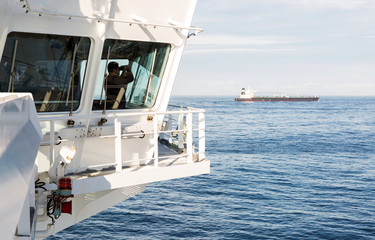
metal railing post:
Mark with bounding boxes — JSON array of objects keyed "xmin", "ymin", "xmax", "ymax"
[
  {"xmin": 114, "ymin": 117, "xmax": 122, "ymax": 172},
  {"xmin": 153, "ymin": 114, "xmax": 159, "ymax": 167},
  {"xmin": 167, "ymin": 106, "xmax": 172, "ymax": 144},
  {"xmin": 186, "ymin": 112, "xmax": 193, "ymax": 163},
  {"xmin": 198, "ymin": 112, "xmax": 205, "ymax": 161},
  {"xmin": 50, "ymin": 120, "xmax": 55, "ymax": 166},
  {"xmin": 177, "ymin": 110, "xmax": 184, "ymax": 153}
]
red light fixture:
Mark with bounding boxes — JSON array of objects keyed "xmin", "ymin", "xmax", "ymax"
[{"xmin": 59, "ymin": 177, "xmax": 72, "ymax": 191}]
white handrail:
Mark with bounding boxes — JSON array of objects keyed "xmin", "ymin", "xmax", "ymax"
[
  {"xmin": 40, "ymin": 105, "xmax": 205, "ymax": 174},
  {"xmin": 39, "ymin": 108, "xmax": 205, "ymax": 121},
  {"xmin": 199, "ymin": 112, "xmax": 206, "ymax": 161},
  {"xmin": 186, "ymin": 112, "xmax": 193, "ymax": 163}
]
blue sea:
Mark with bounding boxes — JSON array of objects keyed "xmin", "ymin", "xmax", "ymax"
[{"xmin": 49, "ymin": 96, "xmax": 375, "ymax": 240}]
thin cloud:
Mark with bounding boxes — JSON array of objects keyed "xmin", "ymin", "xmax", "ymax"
[
  {"xmin": 187, "ymin": 34, "xmax": 298, "ymax": 46},
  {"xmin": 184, "ymin": 47, "xmax": 298, "ymax": 55},
  {"xmin": 185, "ymin": 34, "xmax": 300, "ymax": 55},
  {"xmin": 259, "ymin": 0, "xmax": 373, "ymax": 10},
  {"xmin": 196, "ymin": 0, "xmax": 375, "ymax": 12}
]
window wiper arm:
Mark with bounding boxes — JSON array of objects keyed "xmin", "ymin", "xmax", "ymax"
[
  {"xmin": 100, "ymin": 45, "xmax": 111, "ymax": 108},
  {"xmin": 143, "ymin": 49, "xmax": 157, "ymax": 107},
  {"xmin": 8, "ymin": 40, "xmax": 18, "ymax": 92},
  {"xmin": 66, "ymin": 43, "xmax": 78, "ymax": 124}
]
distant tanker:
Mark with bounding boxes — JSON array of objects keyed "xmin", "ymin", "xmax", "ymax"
[{"xmin": 235, "ymin": 88, "xmax": 319, "ymax": 102}]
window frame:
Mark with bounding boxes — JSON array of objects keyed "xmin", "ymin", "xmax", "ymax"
[
  {"xmin": 91, "ymin": 39, "xmax": 171, "ymax": 111},
  {"xmin": 0, "ymin": 31, "xmax": 91, "ymax": 113}
]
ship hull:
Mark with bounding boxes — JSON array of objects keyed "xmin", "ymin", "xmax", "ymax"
[{"xmin": 235, "ymin": 97, "xmax": 319, "ymax": 102}]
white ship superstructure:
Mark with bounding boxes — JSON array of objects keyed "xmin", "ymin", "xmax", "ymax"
[
  {"xmin": 238, "ymin": 88, "xmax": 255, "ymax": 99},
  {"xmin": 0, "ymin": 0, "xmax": 209, "ymax": 239}
]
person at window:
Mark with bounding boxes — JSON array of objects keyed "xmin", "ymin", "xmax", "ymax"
[{"xmin": 106, "ymin": 61, "xmax": 134, "ymax": 109}]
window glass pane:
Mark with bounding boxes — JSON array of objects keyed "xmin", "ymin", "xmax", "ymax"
[
  {"xmin": 0, "ymin": 32, "xmax": 90, "ymax": 112},
  {"xmin": 92, "ymin": 39, "xmax": 170, "ymax": 110}
]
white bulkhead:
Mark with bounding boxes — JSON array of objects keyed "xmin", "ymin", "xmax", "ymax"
[{"xmin": 0, "ymin": 0, "xmax": 209, "ymax": 238}]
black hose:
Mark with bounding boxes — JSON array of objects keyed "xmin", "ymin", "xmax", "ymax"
[
  {"xmin": 35, "ymin": 178, "xmax": 47, "ymax": 191},
  {"xmin": 46, "ymin": 192, "xmax": 57, "ymax": 224}
]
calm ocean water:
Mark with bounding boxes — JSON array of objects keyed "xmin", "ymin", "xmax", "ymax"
[{"xmin": 49, "ymin": 96, "xmax": 375, "ymax": 240}]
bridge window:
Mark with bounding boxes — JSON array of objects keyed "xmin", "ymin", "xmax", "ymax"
[
  {"xmin": 0, "ymin": 32, "xmax": 90, "ymax": 112},
  {"xmin": 92, "ymin": 39, "xmax": 171, "ymax": 110}
]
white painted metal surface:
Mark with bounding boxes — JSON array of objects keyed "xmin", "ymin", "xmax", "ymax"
[
  {"xmin": 0, "ymin": 0, "xmax": 209, "ymax": 238},
  {"xmin": 0, "ymin": 93, "xmax": 42, "ymax": 240},
  {"xmin": 239, "ymin": 87, "xmax": 256, "ymax": 98}
]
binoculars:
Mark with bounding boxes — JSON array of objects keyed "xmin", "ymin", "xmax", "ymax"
[{"xmin": 119, "ymin": 65, "xmax": 128, "ymax": 71}]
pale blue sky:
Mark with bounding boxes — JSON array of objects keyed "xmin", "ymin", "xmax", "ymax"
[{"xmin": 174, "ymin": 0, "xmax": 375, "ymax": 96}]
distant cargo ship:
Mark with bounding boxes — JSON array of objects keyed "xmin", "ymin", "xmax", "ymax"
[{"xmin": 235, "ymin": 88, "xmax": 319, "ymax": 102}]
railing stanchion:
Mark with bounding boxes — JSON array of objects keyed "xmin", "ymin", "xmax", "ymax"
[
  {"xmin": 114, "ymin": 117, "xmax": 122, "ymax": 172},
  {"xmin": 167, "ymin": 111, "xmax": 172, "ymax": 144},
  {"xmin": 198, "ymin": 112, "xmax": 205, "ymax": 161},
  {"xmin": 50, "ymin": 120, "xmax": 55, "ymax": 166},
  {"xmin": 178, "ymin": 109, "xmax": 184, "ymax": 153},
  {"xmin": 153, "ymin": 114, "xmax": 159, "ymax": 167},
  {"xmin": 186, "ymin": 112, "xmax": 193, "ymax": 163}
]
